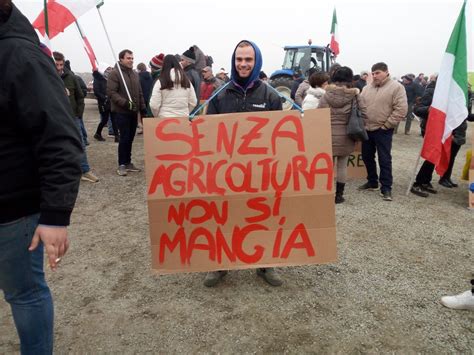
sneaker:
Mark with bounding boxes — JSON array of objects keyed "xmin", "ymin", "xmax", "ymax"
[
  {"xmin": 125, "ymin": 163, "xmax": 141, "ymax": 172},
  {"xmin": 410, "ymin": 185, "xmax": 429, "ymax": 198},
  {"xmin": 380, "ymin": 190, "xmax": 392, "ymax": 201},
  {"xmin": 81, "ymin": 171, "xmax": 99, "ymax": 183},
  {"xmin": 107, "ymin": 133, "xmax": 115, "ymax": 138},
  {"xmin": 137, "ymin": 124, "xmax": 143, "ymax": 135},
  {"xmin": 93, "ymin": 133, "xmax": 105, "ymax": 142},
  {"xmin": 203, "ymin": 271, "xmax": 228, "ymax": 287},
  {"xmin": 420, "ymin": 183, "xmax": 437, "ymax": 194},
  {"xmin": 440, "ymin": 290, "xmax": 474, "ymax": 310},
  {"xmin": 117, "ymin": 165, "xmax": 127, "ymax": 176},
  {"xmin": 256, "ymin": 267, "xmax": 283, "ymax": 286},
  {"xmin": 358, "ymin": 182, "xmax": 380, "ymax": 191}
]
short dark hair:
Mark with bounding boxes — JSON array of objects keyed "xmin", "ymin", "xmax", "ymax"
[
  {"xmin": 331, "ymin": 66, "xmax": 353, "ymax": 84},
  {"xmin": 371, "ymin": 62, "xmax": 388, "ymax": 72},
  {"xmin": 119, "ymin": 49, "xmax": 133, "ymax": 60},
  {"xmin": 53, "ymin": 51, "xmax": 65, "ymax": 62},
  {"xmin": 0, "ymin": 0, "xmax": 12, "ymax": 24},
  {"xmin": 309, "ymin": 72, "xmax": 329, "ymax": 88},
  {"xmin": 137, "ymin": 63, "xmax": 147, "ymax": 72}
]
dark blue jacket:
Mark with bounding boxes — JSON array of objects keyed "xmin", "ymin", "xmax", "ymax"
[{"xmin": 139, "ymin": 71, "xmax": 153, "ymax": 104}]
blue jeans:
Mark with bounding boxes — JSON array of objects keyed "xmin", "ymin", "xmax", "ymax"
[
  {"xmin": 113, "ymin": 112, "xmax": 138, "ymax": 166},
  {"xmin": 0, "ymin": 214, "xmax": 53, "ymax": 355},
  {"xmin": 78, "ymin": 118, "xmax": 88, "ymax": 145},
  {"xmin": 361, "ymin": 128, "xmax": 394, "ymax": 193},
  {"xmin": 74, "ymin": 118, "xmax": 90, "ymax": 173}
]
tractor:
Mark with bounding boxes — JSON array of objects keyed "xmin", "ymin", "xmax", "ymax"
[{"xmin": 269, "ymin": 41, "xmax": 335, "ymax": 109}]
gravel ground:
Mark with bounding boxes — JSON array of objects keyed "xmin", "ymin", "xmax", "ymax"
[{"xmin": 1, "ymin": 100, "xmax": 473, "ymax": 353}]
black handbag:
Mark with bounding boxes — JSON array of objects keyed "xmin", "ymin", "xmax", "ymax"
[{"xmin": 347, "ymin": 96, "xmax": 368, "ymax": 141}]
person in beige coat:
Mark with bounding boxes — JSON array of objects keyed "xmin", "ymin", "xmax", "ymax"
[
  {"xmin": 150, "ymin": 54, "xmax": 197, "ymax": 119},
  {"xmin": 319, "ymin": 67, "xmax": 367, "ymax": 203},
  {"xmin": 359, "ymin": 62, "xmax": 407, "ymax": 201}
]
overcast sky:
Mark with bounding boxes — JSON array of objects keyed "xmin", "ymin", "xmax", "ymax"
[{"xmin": 15, "ymin": 0, "xmax": 472, "ymax": 78}]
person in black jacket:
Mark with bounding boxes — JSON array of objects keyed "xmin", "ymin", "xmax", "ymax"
[
  {"xmin": 205, "ymin": 40, "xmax": 283, "ymax": 288},
  {"xmin": 0, "ymin": 2, "xmax": 82, "ymax": 353},
  {"xmin": 180, "ymin": 46, "xmax": 201, "ymax": 109},
  {"xmin": 93, "ymin": 67, "xmax": 118, "ymax": 142}
]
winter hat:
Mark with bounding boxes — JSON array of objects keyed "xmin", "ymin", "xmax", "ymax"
[
  {"xmin": 181, "ymin": 46, "xmax": 196, "ymax": 64},
  {"xmin": 150, "ymin": 53, "xmax": 164, "ymax": 70}
]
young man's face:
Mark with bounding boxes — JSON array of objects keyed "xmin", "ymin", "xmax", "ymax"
[
  {"xmin": 235, "ymin": 45, "xmax": 255, "ymax": 78},
  {"xmin": 55, "ymin": 59, "xmax": 64, "ymax": 74},
  {"xmin": 202, "ymin": 69, "xmax": 212, "ymax": 80},
  {"xmin": 120, "ymin": 52, "xmax": 134, "ymax": 69},
  {"xmin": 372, "ymin": 69, "xmax": 389, "ymax": 85}
]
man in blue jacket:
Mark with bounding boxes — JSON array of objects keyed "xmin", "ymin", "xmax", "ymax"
[
  {"xmin": 0, "ymin": 2, "xmax": 82, "ymax": 353},
  {"xmin": 206, "ymin": 40, "xmax": 283, "ymax": 287}
]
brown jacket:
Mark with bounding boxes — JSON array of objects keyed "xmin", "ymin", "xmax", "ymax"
[
  {"xmin": 360, "ymin": 76, "xmax": 407, "ymax": 131},
  {"xmin": 107, "ymin": 63, "xmax": 145, "ymax": 114},
  {"xmin": 319, "ymin": 85, "xmax": 367, "ymax": 156}
]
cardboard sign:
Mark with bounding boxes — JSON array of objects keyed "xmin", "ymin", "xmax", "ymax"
[
  {"xmin": 347, "ymin": 141, "xmax": 366, "ymax": 179},
  {"xmin": 143, "ymin": 109, "xmax": 337, "ymax": 274}
]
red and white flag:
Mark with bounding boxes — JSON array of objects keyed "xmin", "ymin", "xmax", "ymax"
[
  {"xmin": 330, "ymin": 8, "xmax": 339, "ymax": 56},
  {"xmin": 421, "ymin": 1, "xmax": 467, "ymax": 176},
  {"xmin": 33, "ymin": 0, "xmax": 98, "ymax": 39},
  {"xmin": 75, "ymin": 20, "xmax": 98, "ymax": 71}
]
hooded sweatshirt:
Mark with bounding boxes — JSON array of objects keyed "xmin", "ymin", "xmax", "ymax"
[
  {"xmin": 207, "ymin": 40, "xmax": 281, "ymax": 114},
  {"xmin": 0, "ymin": 4, "xmax": 82, "ymax": 225}
]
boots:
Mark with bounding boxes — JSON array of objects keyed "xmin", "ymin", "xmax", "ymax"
[{"xmin": 335, "ymin": 182, "xmax": 345, "ymax": 204}]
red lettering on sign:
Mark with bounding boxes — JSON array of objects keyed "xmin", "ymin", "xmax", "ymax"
[
  {"xmin": 187, "ymin": 158, "xmax": 206, "ymax": 194},
  {"xmin": 246, "ymin": 197, "xmax": 271, "ymax": 223},
  {"xmin": 271, "ymin": 115, "xmax": 305, "ymax": 155},
  {"xmin": 216, "ymin": 228, "xmax": 236, "ymax": 264},
  {"xmin": 217, "ymin": 121, "xmax": 238, "ymax": 157},
  {"xmin": 310, "ymin": 153, "xmax": 333, "ymax": 191},
  {"xmin": 159, "ymin": 227, "xmax": 187, "ymax": 264},
  {"xmin": 232, "ymin": 224, "xmax": 267, "ymax": 264},
  {"xmin": 280, "ymin": 223, "xmax": 315, "ymax": 258},
  {"xmin": 237, "ymin": 116, "xmax": 269, "ymax": 155},
  {"xmin": 206, "ymin": 160, "xmax": 226, "ymax": 195},
  {"xmin": 187, "ymin": 227, "xmax": 216, "ymax": 263},
  {"xmin": 225, "ymin": 162, "xmax": 258, "ymax": 193}
]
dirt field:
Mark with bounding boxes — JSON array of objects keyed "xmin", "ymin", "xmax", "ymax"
[{"xmin": 1, "ymin": 99, "xmax": 473, "ymax": 353}]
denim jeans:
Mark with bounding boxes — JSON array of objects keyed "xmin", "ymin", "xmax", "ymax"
[
  {"xmin": 78, "ymin": 118, "xmax": 88, "ymax": 145},
  {"xmin": 113, "ymin": 112, "xmax": 138, "ymax": 166},
  {"xmin": 0, "ymin": 214, "xmax": 53, "ymax": 355},
  {"xmin": 361, "ymin": 128, "xmax": 394, "ymax": 193},
  {"xmin": 74, "ymin": 117, "xmax": 90, "ymax": 174}
]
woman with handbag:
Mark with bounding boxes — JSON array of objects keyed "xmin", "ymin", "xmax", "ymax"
[{"xmin": 318, "ymin": 66, "xmax": 367, "ymax": 203}]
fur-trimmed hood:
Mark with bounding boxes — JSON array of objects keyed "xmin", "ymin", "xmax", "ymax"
[{"xmin": 322, "ymin": 84, "xmax": 359, "ymax": 108}]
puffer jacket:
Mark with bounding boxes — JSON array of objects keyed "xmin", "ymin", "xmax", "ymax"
[
  {"xmin": 318, "ymin": 84, "xmax": 367, "ymax": 156},
  {"xmin": 302, "ymin": 87, "xmax": 325, "ymax": 110},
  {"xmin": 360, "ymin": 76, "xmax": 407, "ymax": 131},
  {"xmin": 107, "ymin": 63, "xmax": 145, "ymax": 114},
  {"xmin": 149, "ymin": 69, "xmax": 197, "ymax": 118}
]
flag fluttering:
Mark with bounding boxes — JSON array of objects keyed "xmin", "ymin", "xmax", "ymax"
[
  {"xmin": 33, "ymin": 0, "xmax": 98, "ymax": 39},
  {"xmin": 330, "ymin": 8, "xmax": 340, "ymax": 56},
  {"xmin": 75, "ymin": 20, "xmax": 98, "ymax": 71},
  {"xmin": 421, "ymin": 0, "xmax": 468, "ymax": 176}
]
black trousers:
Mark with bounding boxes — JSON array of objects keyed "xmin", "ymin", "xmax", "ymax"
[{"xmin": 113, "ymin": 112, "xmax": 137, "ymax": 166}]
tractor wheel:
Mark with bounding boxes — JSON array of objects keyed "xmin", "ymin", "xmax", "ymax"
[{"xmin": 270, "ymin": 76, "xmax": 295, "ymax": 110}]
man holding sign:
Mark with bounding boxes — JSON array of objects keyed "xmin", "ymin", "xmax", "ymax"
[{"xmin": 206, "ymin": 40, "xmax": 283, "ymax": 287}]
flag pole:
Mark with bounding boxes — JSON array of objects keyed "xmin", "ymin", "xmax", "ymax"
[
  {"xmin": 43, "ymin": 0, "xmax": 49, "ymax": 37},
  {"xmin": 405, "ymin": 145, "xmax": 423, "ymax": 196},
  {"xmin": 96, "ymin": 6, "xmax": 132, "ymax": 102}
]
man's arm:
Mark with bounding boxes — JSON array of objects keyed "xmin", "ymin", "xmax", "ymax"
[
  {"xmin": 107, "ymin": 70, "xmax": 128, "ymax": 109},
  {"xmin": 385, "ymin": 84, "xmax": 408, "ymax": 128},
  {"xmin": 74, "ymin": 76, "xmax": 85, "ymax": 117}
]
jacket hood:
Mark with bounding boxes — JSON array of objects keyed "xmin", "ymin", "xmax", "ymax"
[
  {"xmin": 0, "ymin": 4, "xmax": 39, "ymax": 45},
  {"xmin": 231, "ymin": 40, "xmax": 263, "ymax": 90},
  {"xmin": 323, "ymin": 84, "xmax": 359, "ymax": 108},
  {"xmin": 306, "ymin": 87, "xmax": 326, "ymax": 100}
]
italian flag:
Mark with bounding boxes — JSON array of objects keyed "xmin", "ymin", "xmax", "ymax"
[
  {"xmin": 330, "ymin": 8, "xmax": 339, "ymax": 56},
  {"xmin": 33, "ymin": 0, "xmax": 99, "ymax": 39},
  {"xmin": 421, "ymin": 0, "xmax": 468, "ymax": 176}
]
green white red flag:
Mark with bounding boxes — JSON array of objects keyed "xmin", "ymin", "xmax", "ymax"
[
  {"xmin": 330, "ymin": 8, "xmax": 339, "ymax": 56},
  {"xmin": 421, "ymin": 0, "xmax": 468, "ymax": 176}
]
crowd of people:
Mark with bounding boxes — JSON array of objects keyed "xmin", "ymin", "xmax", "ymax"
[{"xmin": 0, "ymin": 1, "xmax": 473, "ymax": 353}]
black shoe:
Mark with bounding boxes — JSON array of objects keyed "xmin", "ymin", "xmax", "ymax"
[
  {"xmin": 411, "ymin": 185, "xmax": 429, "ymax": 198},
  {"xmin": 358, "ymin": 182, "xmax": 379, "ymax": 191},
  {"xmin": 447, "ymin": 178, "xmax": 458, "ymax": 188},
  {"xmin": 380, "ymin": 190, "xmax": 392, "ymax": 201},
  {"xmin": 420, "ymin": 183, "xmax": 437, "ymax": 194},
  {"xmin": 114, "ymin": 136, "xmax": 120, "ymax": 143},
  {"xmin": 439, "ymin": 178, "xmax": 453, "ymax": 188},
  {"xmin": 94, "ymin": 133, "xmax": 105, "ymax": 142},
  {"xmin": 335, "ymin": 182, "xmax": 345, "ymax": 204}
]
